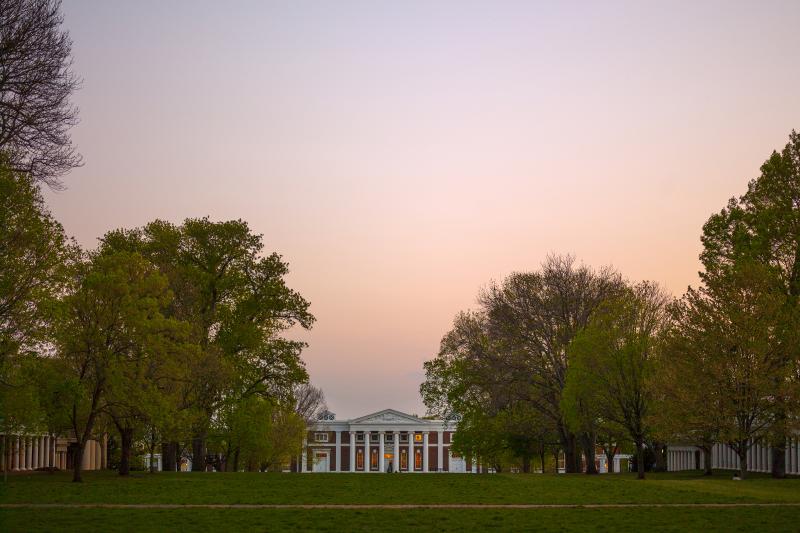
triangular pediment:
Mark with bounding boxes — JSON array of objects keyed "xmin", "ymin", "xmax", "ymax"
[{"xmin": 350, "ymin": 409, "xmax": 426, "ymax": 425}]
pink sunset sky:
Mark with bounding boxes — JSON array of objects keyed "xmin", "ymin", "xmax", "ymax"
[{"xmin": 47, "ymin": 1, "xmax": 800, "ymax": 418}]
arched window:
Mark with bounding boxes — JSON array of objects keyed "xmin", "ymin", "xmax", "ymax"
[
  {"xmin": 400, "ymin": 449, "xmax": 408, "ymax": 470},
  {"xmin": 371, "ymin": 448, "xmax": 378, "ymax": 469},
  {"xmin": 356, "ymin": 449, "xmax": 364, "ymax": 470},
  {"xmin": 415, "ymin": 449, "xmax": 422, "ymax": 470}
]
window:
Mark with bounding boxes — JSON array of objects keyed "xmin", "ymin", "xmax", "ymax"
[
  {"xmin": 415, "ymin": 449, "xmax": 422, "ymax": 470},
  {"xmin": 386, "ymin": 433, "xmax": 394, "ymax": 443},
  {"xmin": 370, "ymin": 433, "xmax": 378, "ymax": 443},
  {"xmin": 414, "ymin": 433, "xmax": 423, "ymax": 443},
  {"xmin": 356, "ymin": 449, "xmax": 364, "ymax": 469},
  {"xmin": 400, "ymin": 433, "xmax": 409, "ymax": 443},
  {"xmin": 400, "ymin": 449, "xmax": 408, "ymax": 470},
  {"xmin": 314, "ymin": 433, "xmax": 329, "ymax": 443},
  {"xmin": 371, "ymin": 449, "xmax": 378, "ymax": 469},
  {"xmin": 356, "ymin": 433, "xmax": 365, "ymax": 443}
]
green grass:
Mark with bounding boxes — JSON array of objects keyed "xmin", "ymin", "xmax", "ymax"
[
  {"xmin": 2, "ymin": 470, "xmax": 800, "ymax": 531},
  {"xmin": 3, "ymin": 507, "xmax": 800, "ymax": 533}
]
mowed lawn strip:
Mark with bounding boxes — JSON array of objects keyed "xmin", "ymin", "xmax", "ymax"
[
  {"xmin": 2, "ymin": 471, "xmax": 800, "ymax": 506},
  {"xmin": 3, "ymin": 507, "xmax": 800, "ymax": 533}
]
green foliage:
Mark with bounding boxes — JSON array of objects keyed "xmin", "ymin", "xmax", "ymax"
[{"xmin": 0, "ymin": 163, "xmax": 76, "ymax": 433}]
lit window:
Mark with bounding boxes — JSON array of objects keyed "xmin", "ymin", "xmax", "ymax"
[
  {"xmin": 314, "ymin": 433, "xmax": 329, "ymax": 443},
  {"xmin": 414, "ymin": 434, "xmax": 423, "ymax": 442}
]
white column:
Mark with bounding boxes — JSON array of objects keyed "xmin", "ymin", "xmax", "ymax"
[
  {"xmin": 50, "ymin": 435, "xmax": 56, "ymax": 469},
  {"xmin": 364, "ymin": 432, "xmax": 370, "ymax": 471},
  {"xmin": 379, "ymin": 431, "xmax": 385, "ymax": 473},
  {"xmin": 349, "ymin": 431, "xmax": 356, "ymax": 472},
  {"xmin": 12, "ymin": 436, "xmax": 19, "ymax": 471},
  {"xmin": 24, "ymin": 437, "xmax": 32, "ymax": 470},
  {"xmin": 408, "ymin": 432, "xmax": 414, "ymax": 472},
  {"xmin": 437, "ymin": 431, "xmax": 444, "ymax": 472},
  {"xmin": 393, "ymin": 431, "xmax": 400, "ymax": 472},
  {"xmin": 335, "ymin": 431, "xmax": 341, "ymax": 472},
  {"xmin": 32, "ymin": 437, "xmax": 39, "ymax": 469},
  {"xmin": 422, "ymin": 432, "xmax": 429, "ymax": 472},
  {"xmin": 301, "ymin": 437, "xmax": 307, "ymax": 472},
  {"xmin": 39, "ymin": 436, "xmax": 45, "ymax": 468}
]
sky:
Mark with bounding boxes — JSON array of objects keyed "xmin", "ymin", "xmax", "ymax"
[{"xmin": 47, "ymin": 0, "xmax": 800, "ymax": 419}]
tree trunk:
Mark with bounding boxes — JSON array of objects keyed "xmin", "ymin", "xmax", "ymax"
[
  {"xmin": 119, "ymin": 427, "xmax": 133, "ymax": 476},
  {"xmin": 583, "ymin": 434, "xmax": 598, "ymax": 475},
  {"xmin": 72, "ymin": 442, "xmax": 84, "ymax": 482},
  {"xmin": 771, "ymin": 441, "xmax": 786, "ymax": 479},
  {"xmin": 191, "ymin": 436, "xmax": 206, "ymax": 472},
  {"xmin": 738, "ymin": 447, "xmax": 748, "ymax": 480},
  {"xmin": 233, "ymin": 448, "xmax": 240, "ymax": 472},
  {"xmin": 539, "ymin": 450, "xmax": 546, "ymax": 473},
  {"xmin": 522, "ymin": 456, "xmax": 531, "ymax": 473},
  {"xmin": 605, "ymin": 451, "xmax": 616, "ymax": 473},
  {"xmin": 562, "ymin": 431, "xmax": 579, "ymax": 473},
  {"xmin": 702, "ymin": 447, "xmax": 713, "ymax": 476},
  {"xmin": 553, "ymin": 450, "xmax": 560, "ymax": 473},
  {"xmin": 653, "ymin": 442, "xmax": 667, "ymax": 472},
  {"xmin": 162, "ymin": 442, "xmax": 178, "ymax": 472},
  {"xmin": 635, "ymin": 440, "xmax": 645, "ymax": 480}
]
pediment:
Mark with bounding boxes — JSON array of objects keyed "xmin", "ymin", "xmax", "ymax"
[{"xmin": 351, "ymin": 409, "xmax": 425, "ymax": 425}]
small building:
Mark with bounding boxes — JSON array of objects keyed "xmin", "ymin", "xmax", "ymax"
[{"xmin": 298, "ymin": 408, "xmax": 469, "ymax": 473}]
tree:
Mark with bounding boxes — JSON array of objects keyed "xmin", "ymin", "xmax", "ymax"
[
  {"xmin": 567, "ymin": 281, "xmax": 670, "ymax": 479},
  {"xmin": 53, "ymin": 251, "xmax": 181, "ymax": 481},
  {"xmin": 666, "ymin": 262, "xmax": 798, "ymax": 479},
  {"xmin": 0, "ymin": 162, "xmax": 75, "ymax": 460},
  {"xmin": 479, "ymin": 255, "xmax": 625, "ymax": 472},
  {"xmin": 0, "ymin": 0, "xmax": 82, "ymax": 188},
  {"xmin": 101, "ymin": 218, "xmax": 314, "ymax": 471},
  {"xmin": 700, "ymin": 130, "xmax": 800, "ymax": 477}
]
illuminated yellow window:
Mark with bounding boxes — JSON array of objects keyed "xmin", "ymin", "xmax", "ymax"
[
  {"xmin": 356, "ymin": 450, "xmax": 364, "ymax": 469},
  {"xmin": 414, "ymin": 433, "xmax": 423, "ymax": 442}
]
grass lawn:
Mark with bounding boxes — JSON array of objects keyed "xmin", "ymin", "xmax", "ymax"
[{"xmin": 1, "ymin": 470, "xmax": 799, "ymax": 531}]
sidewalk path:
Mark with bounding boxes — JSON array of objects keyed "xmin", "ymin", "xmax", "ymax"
[{"xmin": 3, "ymin": 502, "xmax": 800, "ymax": 509}]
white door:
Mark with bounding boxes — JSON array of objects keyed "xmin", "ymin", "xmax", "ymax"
[{"xmin": 313, "ymin": 451, "xmax": 329, "ymax": 472}]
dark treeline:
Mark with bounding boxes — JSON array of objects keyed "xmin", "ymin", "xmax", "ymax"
[{"xmin": 421, "ymin": 131, "xmax": 800, "ymax": 480}]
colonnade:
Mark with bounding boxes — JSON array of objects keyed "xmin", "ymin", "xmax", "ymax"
[
  {"xmin": 668, "ymin": 438, "xmax": 800, "ymax": 475},
  {"xmin": 0, "ymin": 434, "xmax": 56, "ymax": 471},
  {"xmin": 303, "ymin": 429, "xmax": 447, "ymax": 472},
  {"xmin": 0, "ymin": 434, "xmax": 108, "ymax": 472}
]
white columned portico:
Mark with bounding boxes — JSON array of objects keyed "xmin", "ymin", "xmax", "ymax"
[
  {"xmin": 349, "ymin": 431, "xmax": 356, "ymax": 472},
  {"xmin": 423, "ymin": 432, "xmax": 429, "ymax": 472},
  {"xmin": 335, "ymin": 431, "xmax": 341, "ymax": 472},
  {"xmin": 437, "ymin": 431, "xmax": 443, "ymax": 472},
  {"xmin": 393, "ymin": 431, "xmax": 400, "ymax": 472},
  {"xmin": 408, "ymin": 432, "xmax": 414, "ymax": 472},
  {"xmin": 379, "ymin": 431, "xmax": 385, "ymax": 473}
]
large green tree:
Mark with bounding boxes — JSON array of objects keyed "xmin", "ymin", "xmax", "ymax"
[
  {"xmin": 666, "ymin": 262, "xmax": 798, "ymax": 479},
  {"xmin": 700, "ymin": 130, "xmax": 800, "ymax": 477},
  {"xmin": 566, "ymin": 282, "xmax": 670, "ymax": 479},
  {"xmin": 101, "ymin": 218, "xmax": 314, "ymax": 471},
  {"xmin": 53, "ymin": 251, "xmax": 184, "ymax": 481},
  {"xmin": 0, "ymin": 163, "xmax": 75, "ymax": 449}
]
